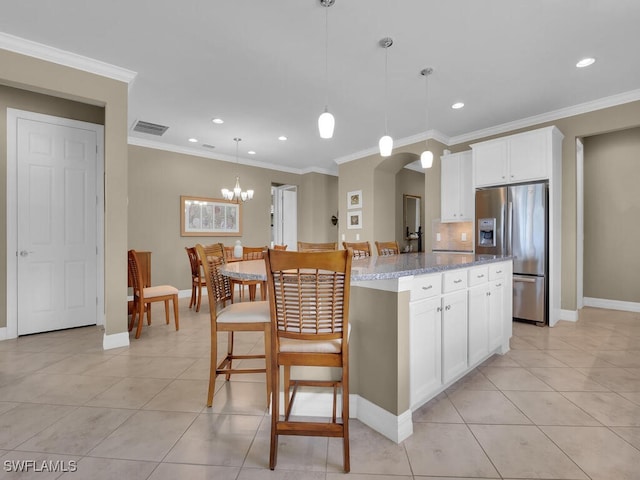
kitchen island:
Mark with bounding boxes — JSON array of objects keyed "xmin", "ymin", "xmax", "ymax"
[{"xmin": 222, "ymin": 252, "xmax": 513, "ymax": 443}]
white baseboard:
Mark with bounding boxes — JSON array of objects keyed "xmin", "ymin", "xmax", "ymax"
[
  {"xmin": 356, "ymin": 396, "xmax": 413, "ymax": 443},
  {"xmin": 275, "ymin": 390, "xmax": 411, "ymax": 444},
  {"xmin": 559, "ymin": 309, "xmax": 579, "ymax": 322},
  {"xmin": 103, "ymin": 331, "xmax": 130, "ymax": 350},
  {"xmin": 583, "ymin": 297, "xmax": 640, "ymax": 313}
]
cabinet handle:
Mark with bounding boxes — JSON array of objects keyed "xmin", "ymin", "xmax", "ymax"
[
  {"xmin": 437, "ymin": 306, "xmax": 442, "ymax": 312},
  {"xmin": 421, "ymin": 285, "xmax": 433, "ymax": 290},
  {"xmin": 454, "ymin": 279, "xmax": 462, "ymax": 284},
  {"xmin": 477, "ymin": 274, "xmax": 484, "ymax": 278},
  {"xmin": 445, "ymin": 305, "xmax": 451, "ymax": 311},
  {"xmin": 496, "ymin": 270, "xmax": 502, "ymax": 274},
  {"xmin": 496, "ymin": 283, "xmax": 502, "ymax": 287}
]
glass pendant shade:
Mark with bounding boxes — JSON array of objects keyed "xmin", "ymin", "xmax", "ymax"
[
  {"xmin": 379, "ymin": 135, "xmax": 393, "ymax": 157},
  {"xmin": 318, "ymin": 108, "xmax": 335, "ymax": 139},
  {"xmin": 420, "ymin": 150, "xmax": 434, "ymax": 169}
]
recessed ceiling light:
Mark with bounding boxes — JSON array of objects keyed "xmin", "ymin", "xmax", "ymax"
[
  {"xmin": 248, "ymin": 150, "xmax": 256, "ymax": 155},
  {"xmin": 451, "ymin": 102, "xmax": 465, "ymax": 109},
  {"xmin": 212, "ymin": 118, "xmax": 224, "ymax": 124},
  {"xmin": 576, "ymin": 57, "xmax": 595, "ymax": 68},
  {"xmin": 278, "ymin": 136, "xmax": 287, "ymax": 141},
  {"xmin": 188, "ymin": 138, "xmax": 198, "ymax": 143}
]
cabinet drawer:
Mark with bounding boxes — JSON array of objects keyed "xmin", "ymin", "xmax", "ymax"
[
  {"xmin": 468, "ymin": 266, "xmax": 489, "ymax": 287},
  {"xmin": 443, "ymin": 270, "xmax": 467, "ymax": 293},
  {"xmin": 411, "ymin": 274, "xmax": 442, "ymax": 301},
  {"xmin": 489, "ymin": 263, "xmax": 506, "ymax": 280}
]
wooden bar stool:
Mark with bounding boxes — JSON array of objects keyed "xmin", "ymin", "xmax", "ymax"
[
  {"xmin": 375, "ymin": 240, "xmax": 400, "ymax": 256},
  {"xmin": 342, "ymin": 241, "xmax": 371, "ymax": 258},
  {"xmin": 264, "ymin": 248, "xmax": 352, "ymax": 472}
]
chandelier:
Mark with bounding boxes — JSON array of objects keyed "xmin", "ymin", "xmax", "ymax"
[{"xmin": 221, "ymin": 137, "xmax": 254, "ymax": 202}]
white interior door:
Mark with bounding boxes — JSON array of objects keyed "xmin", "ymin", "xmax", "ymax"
[
  {"xmin": 273, "ymin": 185, "xmax": 297, "ymax": 250},
  {"xmin": 16, "ymin": 117, "xmax": 98, "ymax": 335}
]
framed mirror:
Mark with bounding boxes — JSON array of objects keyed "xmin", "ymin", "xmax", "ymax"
[{"xmin": 403, "ymin": 194, "xmax": 421, "ymax": 239}]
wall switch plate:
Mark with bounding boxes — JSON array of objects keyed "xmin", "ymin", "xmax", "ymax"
[
  {"xmin": 436, "ymin": 233, "xmax": 441, "ymax": 241},
  {"xmin": 356, "ymin": 233, "xmax": 360, "ymax": 241},
  {"xmin": 461, "ymin": 232, "xmax": 467, "ymax": 241},
  {"xmin": 341, "ymin": 233, "xmax": 345, "ymax": 241}
]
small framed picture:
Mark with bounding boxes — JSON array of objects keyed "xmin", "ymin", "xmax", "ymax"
[
  {"xmin": 347, "ymin": 210, "xmax": 362, "ymax": 229},
  {"xmin": 347, "ymin": 190, "xmax": 362, "ymax": 209}
]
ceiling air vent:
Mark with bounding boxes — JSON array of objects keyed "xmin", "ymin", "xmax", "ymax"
[
  {"xmin": 132, "ymin": 120, "xmax": 169, "ymax": 136},
  {"xmin": 202, "ymin": 144, "xmax": 216, "ymax": 149}
]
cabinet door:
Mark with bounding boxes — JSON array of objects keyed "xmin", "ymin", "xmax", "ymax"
[
  {"xmin": 488, "ymin": 279, "xmax": 505, "ymax": 351},
  {"xmin": 472, "ymin": 140, "xmax": 508, "ymax": 187},
  {"xmin": 409, "ymin": 296, "xmax": 442, "ymax": 407},
  {"xmin": 441, "ymin": 154, "xmax": 460, "ymax": 222},
  {"xmin": 508, "ymin": 129, "xmax": 548, "ymax": 182},
  {"xmin": 458, "ymin": 151, "xmax": 473, "ymax": 221},
  {"xmin": 468, "ymin": 284, "xmax": 489, "ymax": 366},
  {"xmin": 442, "ymin": 290, "xmax": 468, "ymax": 383}
]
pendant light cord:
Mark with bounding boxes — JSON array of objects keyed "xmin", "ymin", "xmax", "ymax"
[
  {"xmin": 424, "ymin": 72, "xmax": 429, "ymax": 147},
  {"xmin": 324, "ymin": 5, "xmax": 329, "ymax": 107},
  {"xmin": 384, "ymin": 44, "xmax": 389, "ymax": 134}
]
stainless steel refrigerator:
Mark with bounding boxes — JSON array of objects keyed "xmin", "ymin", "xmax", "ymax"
[{"xmin": 475, "ymin": 182, "xmax": 548, "ymax": 326}]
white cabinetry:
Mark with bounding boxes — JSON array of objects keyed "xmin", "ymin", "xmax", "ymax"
[
  {"xmin": 408, "ymin": 261, "xmax": 512, "ymax": 409},
  {"xmin": 441, "ymin": 151, "xmax": 473, "ymax": 222},
  {"xmin": 472, "ymin": 126, "xmax": 560, "ymax": 187}
]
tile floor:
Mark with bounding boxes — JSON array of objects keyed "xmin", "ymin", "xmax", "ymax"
[{"xmin": 0, "ymin": 303, "xmax": 639, "ymax": 479}]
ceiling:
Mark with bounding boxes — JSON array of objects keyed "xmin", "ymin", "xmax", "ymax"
[{"xmin": 1, "ymin": 0, "xmax": 639, "ymax": 175}]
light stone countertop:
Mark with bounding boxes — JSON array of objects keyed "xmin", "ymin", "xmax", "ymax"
[{"xmin": 220, "ymin": 252, "xmax": 511, "ymax": 282}]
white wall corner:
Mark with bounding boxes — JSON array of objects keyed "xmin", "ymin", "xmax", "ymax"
[
  {"xmin": 0, "ymin": 327, "xmax": 8, "ymax": 341},
  {"xmin": 103, "ymin": 331, "xmax": 130, "ymax": 350}
]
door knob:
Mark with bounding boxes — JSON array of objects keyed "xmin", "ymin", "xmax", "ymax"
[{"xmin": 19, "ymin": 250, "xmax": 33, "ymax": 257}]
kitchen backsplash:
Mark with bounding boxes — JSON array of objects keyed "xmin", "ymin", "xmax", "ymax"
[{"xmin": 431, "ymin": 219, "xmax": 474, "ymax": 252}]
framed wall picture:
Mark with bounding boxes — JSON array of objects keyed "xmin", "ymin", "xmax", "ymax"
[
  {"xmin": 180, "ymin": 196, "xmax": 241, "ymax": 236},
  {"xmin": 347, "ymin": 190, "xmax": 362, "ymax": 209},
  {"xmin": 347, "ymin": 210, "xmax": 362, "ymax": 229}
]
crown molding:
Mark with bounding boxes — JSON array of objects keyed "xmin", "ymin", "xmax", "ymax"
[
  {"xmin": 334, "ymin": 129, "xmax": 449, "ymax": 166},
  {"xmin": 0, "ymin": 32, "xmax": 137, "ymax": 87},
  {"xmin": 128, "ymin": 136, "xmax": 337, "ymax": 177},
  {"xmin": 448, "ymin": 88, "xmax": 640, "ymax": 146}
]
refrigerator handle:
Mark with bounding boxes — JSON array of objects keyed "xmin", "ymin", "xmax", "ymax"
[{"xmin": 507, "ymin": 201, "xmax": 513, "ymax": 256}]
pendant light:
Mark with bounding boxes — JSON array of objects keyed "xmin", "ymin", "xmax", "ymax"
[
  {"xmin": 379, "ymin": 37, "xmax": 394, "ymax": 157},
  {"xmin": 420, "ymin": 67, "xmax": 434, "ymax": 168},
  {"xmin": 221, "ymin": 138, "xmax": 254, "ymax": 202},
  {"xmin": 318, "ymin": 0, "xmax": 335, "ymax": 139}
]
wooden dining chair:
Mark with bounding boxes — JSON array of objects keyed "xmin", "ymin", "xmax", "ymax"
[
  {"xmin": 195, "ymin": 243, "xmax": 271, "ymax": 408},
  {"xmin": 297, "ymin": 241, "xmax": 338, "ymax": 252},
  {"xmin": 185, "ymin": 246, "xmax": 206, "ymax": 312},
  {"xmin": 230, "ymin": 246, "xmax": 268, "ymax": 301},
  {"xmin": 342, "ymin": 241, "xmax": 371, "ymax": 258},
  {"xmin": 265, "ymin": 248, "xmax": 352, "ymax": 472},
  {"xmin": 273, "ymin": 244, "xmax": 288, "ymax": 251},
  {"xmin": 375, "ymin": 240, "xmax": 400, "ymax": 256},
  {"xmin": 128, "ymin": 249, "xmax": 179, "ymax": 339}
]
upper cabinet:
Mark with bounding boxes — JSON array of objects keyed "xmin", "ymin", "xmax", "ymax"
[
  {"xmin": 471, "ymin": 126, "xmax": 563, "ymax": 187},
  {"xmin": 441, "ymin": 151, "xmax": 473, "ymax": 222}
]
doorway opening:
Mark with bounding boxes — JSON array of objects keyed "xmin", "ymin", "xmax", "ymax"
[{"xmin": 271, "ymin": 184, "xmax": 297, "ymax": 250}]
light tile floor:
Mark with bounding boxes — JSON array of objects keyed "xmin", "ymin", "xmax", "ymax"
[{"xmin": 0, "ymin": 303, "xmax": 639, "ymax": 479}]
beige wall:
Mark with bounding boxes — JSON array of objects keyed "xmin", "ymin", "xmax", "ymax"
[
  {"xmin": 1, "ymin": 49, "xmax": 129, "ymax": 336},
  {"xmin": 583, "ymin": 127, "xmax": 640, "ymax": 302},
  {"xmin": 128, "ymin": 145, "xmax": 338, "ymax": 290},
  {"xmin": 298, "ymin": 172, "xmax": 339, "ymax": 245}
]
